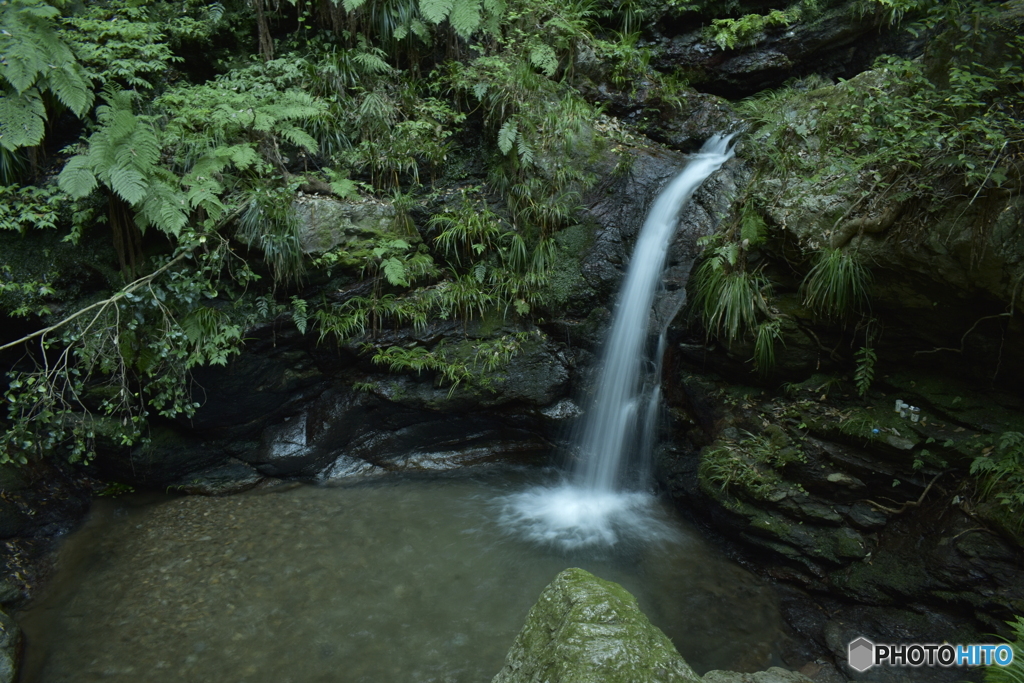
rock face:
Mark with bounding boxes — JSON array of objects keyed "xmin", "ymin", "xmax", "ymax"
[
  {"xmin": 491, "ymin": 567, "xmax": 703, "ymax": 683},
  {"xmin": 656, "ymin": 369, "xmax": 1024, "ymax": 682},
  {"xmin": 0, "ymin": 608, "xmax": 20, "ymax": 683},
  {"xmin": 649, "ymin": 0, "xmax": 924, "ymax": 98},
  {"xmin": 292, "ymin": 196, "xmax": 395, "ymax": 254},
  {"xmin": 89, "ymin": 133, "xmax": 743, "ymax": 490},
  {"xmin": 492, "ymin": 568, "xmax": 814, "ymax": 683}
]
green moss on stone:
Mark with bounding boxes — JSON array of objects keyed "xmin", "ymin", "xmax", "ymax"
[{"xmin": 491, "ymin": 568, "xmax": 702, "ymax": 683}]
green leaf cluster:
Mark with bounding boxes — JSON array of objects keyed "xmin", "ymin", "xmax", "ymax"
[
  {"xmin": 971, "ymin": 431, "xmax": 1024, "ymax": 517},
  {"xmin": 0, "ymin": 0, "xmax": 92, "ymax": 153}
]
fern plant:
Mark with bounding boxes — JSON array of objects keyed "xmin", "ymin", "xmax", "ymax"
[
  {"xmin": 61, "ymin": 4, "xmax": 182, "ymax": 90},
  {"xmin": 971, "ymin": 432, "xmax": 1024, "ymax": 517},
  {"xmin": 58, "ymin": 88, "xmax": 192, "ymax": 237},
  {"xmin": 854, "ymin": 345, "xmax": 876, "ymax": 396},
  {"xmin": 985, "ymin": 616, "xmax": 1024, "ymax": 683},
  {"xmin": 0, "ymin": 0, "xmax": 93, "ymax": 153}
]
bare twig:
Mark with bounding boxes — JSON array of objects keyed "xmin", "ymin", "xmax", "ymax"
[
  {"xmin": 863, "ymin": 471, "xmax": 945, "ymax": 515},
  {"xmin": 913, "ymin": 313, "xmax": 1012, "ymax": 356},
  {"xmin": 0, "ymin": 252, "xmax": 190, "ymax": 354}
]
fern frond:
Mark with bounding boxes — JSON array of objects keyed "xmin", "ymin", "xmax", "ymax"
[
  {"xmin": 449, "ymin": 0, "xmax": 482, "ymax": 37},
  {"xmin": 497, "ymin": 118, "xmax": 517, "ymax": 155},
  {"xmin": 529, "ymin": 44, "xmax": 558, "ymax": 77},
  {"xmin": 137, "ymin": 180, "xmax": 188, "ymax": 236},
  {"xmin": 353, "ymin": 51, "xmax": 391, "ymax": 75},
  {"xmin": 419, "ymin": 0, "xmax": 453, "ymax": 25},
  {"xmin": 107, "ymin": 165, "xmax": 147, "ymax": 205},
  {"xmin": 40, "ymin": 63, "xmax": 93, "ymax": 117},
  {"xmin": 516, "ymin": 137, "xmax": 533, "ymax": 166},
  {"xmin": 57, "ymin": 154, "xmax": 98, "ymax": 198},
  {"xmin": 277, "ymin": 124, "xmax": 319, "ymax": 154},
  {"xmin": 0, "ymin": 90, "xmax": 46, "ymax": 150}
]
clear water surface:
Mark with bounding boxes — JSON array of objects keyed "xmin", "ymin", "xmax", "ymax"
[{"xmin": 20, "ymin": 467, "xmax": 785, "ymax": 683}]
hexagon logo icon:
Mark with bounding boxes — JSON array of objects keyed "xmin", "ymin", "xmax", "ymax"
[{"xmin": 848, "ymin": 637, "xmax": 875, "ymax": 672}]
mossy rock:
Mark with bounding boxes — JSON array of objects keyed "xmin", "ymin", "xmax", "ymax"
[
  {"xmin": 292, "ymin": 196, "xmax": 398, "ymax": 254},
  {"xmin": 492, "ymin": 568, "xmax": 702, "ymax": 683}
]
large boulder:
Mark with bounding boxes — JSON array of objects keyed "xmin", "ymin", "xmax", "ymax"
[
  {"xmin": 491, "ymin": 567, "xmax": 703, "ymax": 683},
  {"xmin": 492, "ymin": 568, "xmax": 815, "ymax": 683}
]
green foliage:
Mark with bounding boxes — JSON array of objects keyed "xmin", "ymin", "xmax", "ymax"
[
  {"xmin": 688, "ymin": 239, "xmax": 772, "ymax": 344},
  {"xmin": 854, "ymin": 345, "xmax": 876, "ymax": 396},
  {"xmin": 699, "ymin": 428, "xmax": 804, "ymax": 500},
  {"xmin": 740, "ymin": 1, "xmax": 1024, "ymax": 222},
  {"xmin": 801, "ymin": 248, "xmax": 872, "ymax": 321},
  {"xmin": 62, "ymin": 4, "xmax": 182, "ymax": 90},
  {"xmin": 369, "ymin": 332, "xmax": 531, "ymax": 395},
  {"xmin": 705, "ymin": 1, "xmax": 810, "ymax": 51},
  {"xmin": 0, "ymin": 0, "xmax": 93, "ymax": 152},
  {"xmin": 985, "ymin": 616, "xmax": 1024, "ymax": 683},
  {"xmin": 753, "ymin": 320, "xmax": 781, "ymax": 376},
  {"xmin": 58, "ymin": 88, "xmax": 192, "ymax": 236},
  {"xmin": 0, "ymin": 184, "xmax": 61, "ymax": 233},
  {"xmin": 342, "ymin": 0, "xmax": 503, "ymax": 41},
  {"xmin": 159, "ymin": 62, "xmax": 327, "ymax": 172},
  {"xmin": 238, "ymin": 187, "xmax": 304, "ymax": 283},
  {"xmin": 1, "ymin": 236, "xmax": 255, "ymax": 466},
  {"xmin": 971, "ymin": 432, "xmax": 1024, "ymax": 516}
]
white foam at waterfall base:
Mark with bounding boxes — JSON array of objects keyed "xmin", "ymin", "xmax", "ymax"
[{"xmin": 497, "ymin": 483, "xmax": 681, "ymax": 551}]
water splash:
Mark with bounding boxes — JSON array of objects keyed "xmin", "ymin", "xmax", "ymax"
[
  {"xmin": 498, "ymin": 481, "xmax": 681, "ymax": 551},
  {"xmin": 504, "ymin": 134, "xmax": 735, "ymax": 550}
]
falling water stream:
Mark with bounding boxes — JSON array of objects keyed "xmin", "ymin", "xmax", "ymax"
[
  {"xmin": 16, "ymin": 136, "xmax": 785, "ymax": 682},
  {"xmin": 503, "ymin": 134, "xmax": 736, "ymax": 549}
]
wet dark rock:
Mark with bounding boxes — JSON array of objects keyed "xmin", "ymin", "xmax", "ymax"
[
  {"xmin": 0, "ymin": 463, "xmax": 89, "ymax": 540},
  {"xmin": 658, "ymin": 369, "xmax": 1021, "ymax": 682},
  {"xmin": 651, "ymin": 1, "xmax": 924, "ymax": 98},
  {"xmin": 822, "ymin": 606, "xmax": 976, "ymax": 683},
  {"xmin": 0, "ymin": 607, "xmax": 20, "ymax": 683},
  {"xmin": 168, "ymin": 460, "xmax": 265, "ymax": 496},
  {"xmin": 640, "ymin": 92, "xmax": 743, "ymax": 153}
]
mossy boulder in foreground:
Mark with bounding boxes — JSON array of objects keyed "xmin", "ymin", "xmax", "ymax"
[
  {"xmin": 491, "ymin": 567, "xmax": 702, "ymax": 683},
  {"xmin": 492, "ymin": 568, "xmax": 813, "ymax": 683}
]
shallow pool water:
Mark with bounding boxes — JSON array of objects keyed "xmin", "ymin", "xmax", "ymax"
[{"xmin": 20, "ymin": 467, "xmax": 786, "ymax": 682}]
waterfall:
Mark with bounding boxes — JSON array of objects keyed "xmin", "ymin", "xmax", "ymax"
[
  {"xmin": 500, "ymin": 134, "xmax": 735, "ymax": 550},
  {"xmin": 575, "ymin": 134, "xmax": 736, "ymax": 491}
]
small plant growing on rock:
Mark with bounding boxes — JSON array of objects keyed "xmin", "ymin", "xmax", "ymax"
[
  {"xmin": 985, "ymin": 615, "xmax": 1024, "ymax": 683},
  {"xmin": 971, "ymin": 431, "xmax": 1024, "ymax": 522},
  {"xmin": 801, "ymin": 248, "xmax": 872, "ymax": 322},
  {"xmin": 689, "ymin": 237, "xmax": 773, "ymax": 346}
]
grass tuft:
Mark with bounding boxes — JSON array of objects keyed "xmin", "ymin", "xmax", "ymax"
[{"xmin": 801, "ymin": 248, "xmax": 871, "ymax": 321}]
